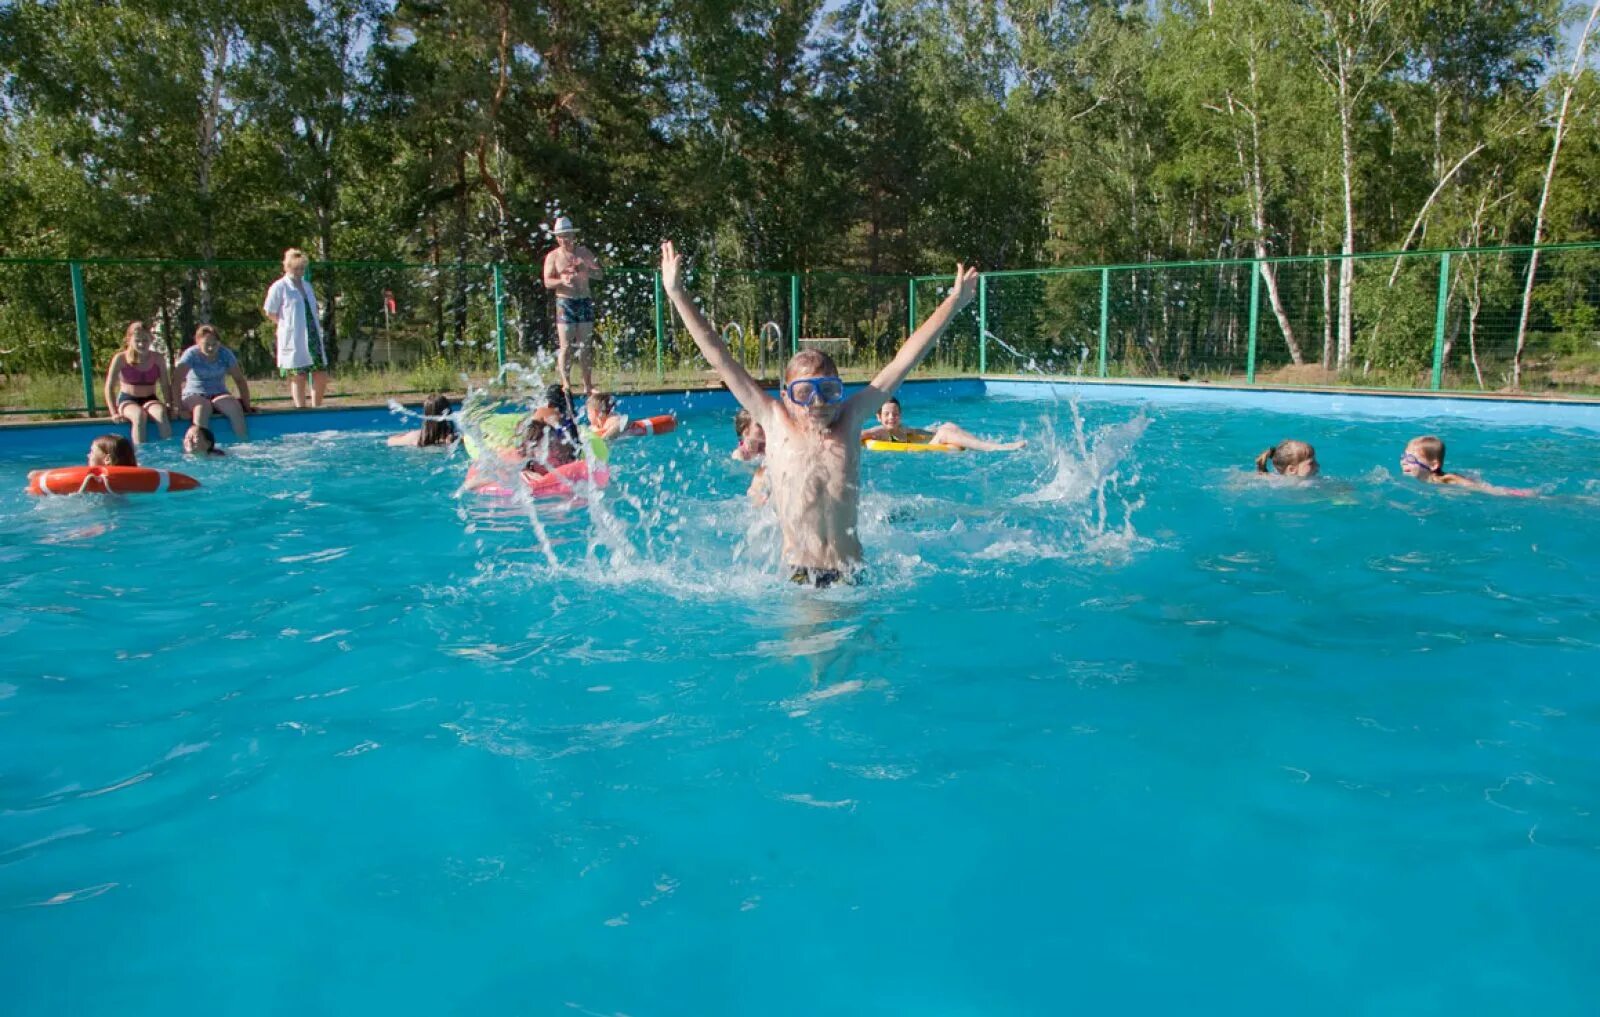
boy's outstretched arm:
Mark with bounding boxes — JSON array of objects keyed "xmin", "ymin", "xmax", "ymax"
[
  {"xmin": 661, "ymin": 241, "xmax": 774, "ymax": 418},
  {"xmin": 847, "ymin": 264, "xmax": 978, "ymax": 425}
]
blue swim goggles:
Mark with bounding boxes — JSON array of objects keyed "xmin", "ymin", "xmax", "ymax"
[
  {"xmin": 1400, "ymin": 452, "xmax": 1441, "ymax": 475},
  {"xmin": 785, "ymin": 376, "xmax": 846, "ymax": 406}
]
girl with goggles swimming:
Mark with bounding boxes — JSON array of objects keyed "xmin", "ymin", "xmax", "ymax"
[{"xmin": 1399, "ymin": 435, "xmax": 1533, "ymax": 496}]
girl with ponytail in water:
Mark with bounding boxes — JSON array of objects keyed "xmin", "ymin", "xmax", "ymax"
[{"xmin": 1254, "ymin": 440, "xmax": 1319, "ymax": 477}]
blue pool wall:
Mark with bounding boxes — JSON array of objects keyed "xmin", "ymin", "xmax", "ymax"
[{"xmin": 5, "ymin": 376, "xmax": 1600, "ymax": 460}]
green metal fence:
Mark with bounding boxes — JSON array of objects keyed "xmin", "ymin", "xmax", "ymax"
[
  {"xmin": 975, "ymin": 242, "xmax": 1600, "ymax": 395},
  {"xmin": 4, "ymin": 242, "xmax": 1599, "ymax": 417}
]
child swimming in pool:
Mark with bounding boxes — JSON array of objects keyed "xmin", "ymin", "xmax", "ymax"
[
  {"xmin": 860, "ymin": 397, "xmax": 1025, "ymax": 451},
  {"xmin": 585, "ymin": 391, "xmax": 628, "ymax": 441},
  {"xmin": 1254, "ymin": 440, "xmax": 1318, "ymax": 477},
  {"xmin": 533, "ymin": 383, "xmax": 582, "ymax": 451},
  {"xmin": 519, "ymin": 417, "xmax": 578, "ymax": 476},
  {"xmin": 1399, "ymin": 435, "xmax": 1531, "ymax": 496},
  {"xmin": 732, "ymin": 408, "xmax": 769, "ymax": 505},
  {"xmin": 662, "ymin": 239, "xmax": 977, "ymax": 586},
  {"xmin": 183, "ymin": 425, "xmax": 226, "ymax": 456},
  {"xmin": 387, "ymin": 393, "xmax": 458, "ymax": 448},
  {"xmin": 89, "ymin": 434, "xmax": 138, "ymax": 467}
]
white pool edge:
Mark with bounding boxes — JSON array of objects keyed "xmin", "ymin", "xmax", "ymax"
[{"xmin": 983, "ymin": 376, "xmax": 1600, "ymax": 432}]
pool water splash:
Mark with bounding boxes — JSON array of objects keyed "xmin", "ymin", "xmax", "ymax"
[{"xmin": 1016, "ymin": 398, "xmax": 1148, "ymax": 554}]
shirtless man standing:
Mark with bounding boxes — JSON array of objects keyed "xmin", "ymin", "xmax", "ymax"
[
  {"xmin": 660, "ymin": 240, "xmax": 978, "ymax": 586},
  {"xmin": 542, "ymin": 216, "xmax": 604, "ymax": 394}
]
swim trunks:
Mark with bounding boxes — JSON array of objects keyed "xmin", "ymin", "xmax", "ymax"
[
  {"xmin": 117, "ymin": 393, "xmax": 163, "ymax": 409},
  {"xmin": 789, "ymin": 565, "xmax": 849, "ymax": 589},
  {"xmin": 557, "ymin": 296, "xmax": 596, "ymax": 325}
]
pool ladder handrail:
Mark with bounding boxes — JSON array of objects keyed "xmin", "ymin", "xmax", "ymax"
[
  {"xmin": 760, "ymin": 322, "xmax": 782, "ymax": 375},
  {"xmin": 720, "ymin": 321, "xmax": 746, "ymax": 370}
]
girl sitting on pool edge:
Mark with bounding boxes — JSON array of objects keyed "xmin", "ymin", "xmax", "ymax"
[
  {"xmin": 861, "ymin": 397, "xmax": 1025, "ymax": 451},
  {"xmin": 102, "ymin": 321, "xmax": 176, "ymax": 445},
  {"xmin": 173, "ymin": 325, "xmax": 252, "ymax": 440},
  {"xmin": 1400, "ymin": 435, "xmax": 1532, "ymax": 496}
]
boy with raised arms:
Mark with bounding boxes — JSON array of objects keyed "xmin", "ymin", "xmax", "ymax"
[{"xmin": 660, "ymin": 240, "xmax": 977, "ymax": 586}]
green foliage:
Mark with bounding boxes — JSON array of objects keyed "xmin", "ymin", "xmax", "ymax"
[
  {"xmin": 1, "ymin": 0, "xmax": 1598, "ymax": 396},
  {"xmin": 405, "ymin": 354, "xmax": 463, "ymax": 394}
]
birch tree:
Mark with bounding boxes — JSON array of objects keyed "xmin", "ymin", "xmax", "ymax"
[
  {"xmin": 1512, "ymin": 0, "xmax": 1600, "ymax": 388},
  {"xmin": 1295, "ymin": 0, "xmax": 1406, "ymax": 370}
]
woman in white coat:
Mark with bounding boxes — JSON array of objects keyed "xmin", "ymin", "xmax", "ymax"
[{"xmin": 263, "ymin": 247, "xmax": 329, "ymax": 407}]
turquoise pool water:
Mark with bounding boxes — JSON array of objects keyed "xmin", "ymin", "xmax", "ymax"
[{"xmin": 3, "ymin": 388, "xmax": 1599, "ymax": 1015}]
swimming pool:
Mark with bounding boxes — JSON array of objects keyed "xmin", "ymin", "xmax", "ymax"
[{"xmin": 3, "ymin": 381, "xmax": 1598, "ymax": 1015}]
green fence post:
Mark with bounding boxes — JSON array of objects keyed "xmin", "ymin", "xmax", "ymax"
[
  {"xmin": 977, "ymin": 275, "xmax": 988, "ymax": 374},
  {"xmin": 653, "ymin": 270, "xmax": 666, "ymax": 380},
  {"xmin": 70, "ymin": 262, "xmax": 95, "ymax": 415},
  {"xmin": 907, "ymin": 277, "xmax": 916, "ymax": 336},
  {"xmin": 492, "ymin": 264, "xmax": 507, "ymax": 372},
  {"xmin": 789, "ymin": 274, "xmax": 801, "ymax": 355},
  {"xmin": 1097, "ymin": 268, "xmax": 1109, "ymax": 378},
  {"xmin": 1430, "ymin": 252, "xmax": 1451, "ymax": 391},
  {"xmin": 1246, "ymin": 260, "xmax": 1262, "ymax": 384}
]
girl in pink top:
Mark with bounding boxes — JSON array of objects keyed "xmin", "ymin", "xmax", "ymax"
[{"xmin": 101, "ymin": 321, "xmax": 175, "ymax": 444}]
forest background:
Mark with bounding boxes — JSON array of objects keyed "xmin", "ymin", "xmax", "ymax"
[{"xmin": 2, "ymin": 0, "xmax": 1598, "ymax": 396}]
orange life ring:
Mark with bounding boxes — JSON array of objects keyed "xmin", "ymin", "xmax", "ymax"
[
  {"xmin": 27, "ymin": 465, "xmax": 200, "ymax": 496},
  {"xmin": 624, "ymin": 414, "xmax": 676, "ymax": 437}
]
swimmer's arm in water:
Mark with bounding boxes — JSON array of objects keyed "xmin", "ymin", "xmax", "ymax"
[
  {"xmin": 1440, "ymin": 472, "xmax": 1534, "ymax": 497},
  {"xmin": 844, "ymin": 263, "xmax": 979, "ymax": 428},
  {"xmin": 661, "ymin": 240, "xmax": 776, "ymax": 421}
]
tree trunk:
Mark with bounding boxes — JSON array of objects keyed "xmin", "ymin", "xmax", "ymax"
[
  {"xmin": 195, "ymin": 24, "xmax": 229, "ymax": 324},
  {"xmin": 1512, "ymin": 0, "xmax": 1600, "ymax": 388},
  {"xmin": 1241, "ymin": 58, "xmax": 1303, "ymax": 364},
  {"xmin": 1336, "ymin": 59, "xmax": 1356, "ymax": 370},
  {"xmin": 453, "ymin": 153, "xmax": 470, "ymax": 357},
  {"xmin": 1467, "ymin": 281, "xmax": 1485, "ymax": 391},
  {"xmin": 1321, "ymin": 256, "xmax": 1334, "ymax": 369}
]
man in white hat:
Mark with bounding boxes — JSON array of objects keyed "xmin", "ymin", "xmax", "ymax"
[{"xmin": 541, "ymin": 215, "xmax": 605, "ymax": 394}]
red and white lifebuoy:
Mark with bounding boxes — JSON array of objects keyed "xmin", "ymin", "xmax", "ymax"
[
  {"xmin": 624, "ymin": 414, "xmax": 676, "ymax": 437},
  {"xmin": 27, "ymin": 465, "xmax": 200, "ymax": 496}
]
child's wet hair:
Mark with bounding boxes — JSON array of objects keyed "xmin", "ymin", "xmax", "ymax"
[
  {"xmin": 589, "ymin": 391, "xmax": 615, "ymax": 415},
  {"xmin": 1406, "ymin": 435, "xmax": 1445, "ymax": 467},
  {"xmin": 784, "ymin": 349, "xmax": 838, "ymax": 381},
  {"xmin": 1255, "ymin": 440, "xmax": 1316, "ymax": 473},
  {"xmin": 519, "ymin": 416, "xmax": 576, "ymax": 470},
  {"xmin": 91, "ymin": 433, "xmax": 137, "ymax": 467},
  {"xmin": 420, "ymin": 393, "xmax": 455, "ymax": 446},
  {"xmin": 734, "ymin": 407, "xmax": 753, "ymax": 436},
  {"xmin": 544, "ymin": 383, "xmax": 570, "ymax": 411}
]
